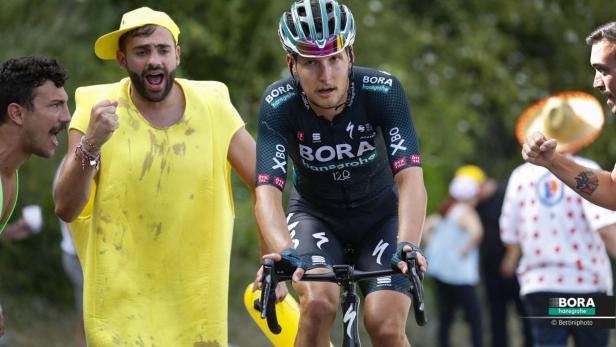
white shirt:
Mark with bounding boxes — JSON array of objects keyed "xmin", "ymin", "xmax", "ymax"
[{"xmin": 500, "ymin": 158, "xmax": 615, "ymax": 295}]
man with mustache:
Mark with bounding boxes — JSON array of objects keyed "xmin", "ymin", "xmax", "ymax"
[
  {"xmin": 53, "ymin": 7, "xmax": 256, "ymax": 346},
  {"xmin": 254, "ymin": 1, "xmax": 427, "ymax": 346},
  {"xmin": 522, "ymin": 22, "xmax": 616, "ymax": 210},
  {"xmin": 0, "ymin": 56, "xmax": 70, "ymax": 338}
]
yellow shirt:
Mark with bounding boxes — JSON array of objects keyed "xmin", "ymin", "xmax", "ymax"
[{"xmin": 70, "ymin": 78, "xmax": 243, "ymax": 347}]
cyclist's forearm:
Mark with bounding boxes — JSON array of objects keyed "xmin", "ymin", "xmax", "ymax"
[
  {"xmin": 254, "ymin": 186, "xmax": 294, "ymax": 253},
  {"xmin": 395, "ymin": 168, "xmax": 427, "ymax": 245}
]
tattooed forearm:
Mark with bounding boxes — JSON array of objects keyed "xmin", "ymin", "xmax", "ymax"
[{"xmin": 574, "ymin": 170, "xmax": 599, "ymax": 195}]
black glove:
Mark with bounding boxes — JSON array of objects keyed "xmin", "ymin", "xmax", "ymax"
[
  {"xmin": 276, "ymin": 247, "xmax": 304, "ymax": 275},
  {"xmin": 390, "ymin": 241, "xmax": 424, "ymax": 270}
]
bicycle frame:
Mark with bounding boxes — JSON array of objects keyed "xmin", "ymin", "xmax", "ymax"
[{"xmin": 259, "ymin": 252, "xmax": 426, "ymax": 347}]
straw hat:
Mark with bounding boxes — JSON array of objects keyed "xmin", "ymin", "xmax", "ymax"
[
  {"xmin": 94, "ymin": 7, "xmax": 180, "ymax": 60},
  {"xmin": 516, "ymin": 91, "xmax": 604, "ymax": 153}
]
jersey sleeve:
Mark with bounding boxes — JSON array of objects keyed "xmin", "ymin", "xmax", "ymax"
[
  {"xmin": 255, "ymin": 83, "xmax": 292, "ymax": 191},
  {"xmin": 499, "ymin": 167, "xmax": 524, "ymax": 245},
  {"xmin": 371, "ymin": 73, "xmax": 422, "ymax": 174}
]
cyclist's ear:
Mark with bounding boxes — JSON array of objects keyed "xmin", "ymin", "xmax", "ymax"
[
  {"xmin": 286, "ymin": 53, "xmax": 297, "ymax": 79},
  {"xmin": 347, "ymin": 46, "xmax": 354, "ymax": 65}
]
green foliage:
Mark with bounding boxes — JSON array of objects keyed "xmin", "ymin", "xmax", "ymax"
[{"xmin": 1, "ymin": 0, "xmax": 615, "ymax": 310}]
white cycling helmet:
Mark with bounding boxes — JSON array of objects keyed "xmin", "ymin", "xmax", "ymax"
[{"xmin": 278, "ymin": 0, "xmax": 356, "ymax": 58}]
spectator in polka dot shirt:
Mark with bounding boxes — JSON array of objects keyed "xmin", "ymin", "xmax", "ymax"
[{"xmin": 501, "ymin": 91, "xmax": 616, "ymax": 347}]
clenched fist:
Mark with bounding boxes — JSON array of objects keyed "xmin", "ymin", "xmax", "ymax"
[
  {"xmin": 85, "ymin": 100, "xmax": 120, "ymax": 152},
  {"xmin": 521, "ymin": 131, "xmax": 558, "ymax": 167}
]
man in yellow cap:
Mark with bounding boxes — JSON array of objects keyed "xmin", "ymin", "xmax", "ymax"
[
  {"xmin": 53, "ymin": 7, "xmax": 257, "ymax": 346},
  {"xmin": 523, "ymin": 22, "xmax": 616, "ymax": 211}
]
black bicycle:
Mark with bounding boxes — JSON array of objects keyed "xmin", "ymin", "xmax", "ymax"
[{"xmin": 256, "ymin": 251, "xmax": 427, "ymax": 347}]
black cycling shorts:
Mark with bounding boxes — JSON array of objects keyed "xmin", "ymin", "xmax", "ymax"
[{"xmin": 286, "ymin": 186, "xmax": 411, "ymax": 297}]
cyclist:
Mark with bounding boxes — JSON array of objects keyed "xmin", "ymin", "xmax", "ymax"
[{"xmin": 254, "ymin": 1, "xmax": 427, "ymax": 346}]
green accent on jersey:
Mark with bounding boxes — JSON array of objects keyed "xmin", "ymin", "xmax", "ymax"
[
  {"xmin": 362, "ymin": 85, "xmax": 390, "ymax": 94},
  {"xmin": 271, "ymin": 93, "xmax": 295, "ymax": 109},
  {"xmin": 0, "ymin": 171, "xmax": 19, "ymax": 235}
]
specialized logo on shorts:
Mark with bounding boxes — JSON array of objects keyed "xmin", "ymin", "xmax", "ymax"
[
  {"xmin": 410, "ymin": 154, "xmax": 421, "ymax": 165},
  {"xmin": 372, "ymin": 240, "xmax": 389, "ymax": 265},
  {"xmin": 311, "ymin": 255, "xmax": 327, "ymax": 266},
  {"xmin": 536, "ymin": 172, "xmax": 564, "ymax": 207},
  {"xmin": 257, "ymin": 174, "xmax": 270, "ymax": 184},
  {"xmin": 361, "ymin": 75, "xmax": 393, "ymax": 94},
  {"xmin": 376, "ymin": 276, "xmax": 392, "ymax": 287},
  {"xmin": 312, "ymin": 232, "xmax": 329, "ymax": 250},
  {"xmin": 266, "ymin": 83, "xmax": 294, "ymax": 108},
  {"xmin": 287, "ymin": 213, "xmax": 300, "ymax": 249}
]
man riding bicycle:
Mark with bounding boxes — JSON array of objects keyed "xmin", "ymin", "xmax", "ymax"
[{"xmin": 254, "ymin": 1, "xmax": 427, "ymax": 346}]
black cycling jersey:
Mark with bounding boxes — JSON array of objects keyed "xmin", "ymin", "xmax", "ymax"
[{"xmin": 255, "ymin": 66, "xmax": 421, "ymax": 208}]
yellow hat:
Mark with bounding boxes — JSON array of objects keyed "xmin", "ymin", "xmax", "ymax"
[
  {"xmin": 94, "ymin": 7, "xmax": 180, "ymax": 60},
  {"xmin": 454, "ymin": 165, "xmax": 486, "ymax": 184},
  {"xmin": 516, "ymin": 91, "xmax": 604, "ymax": 153}
]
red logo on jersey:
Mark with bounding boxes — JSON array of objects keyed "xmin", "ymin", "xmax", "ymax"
[
  {"xmin": 410, "ymin": 154, "xmax": 421, "ymax": 165},
  {"xmin": 274, "ymin": 177, "xmax": 286, "ymax": 190},
  {"xmin": 258, "ymin": 174, "xmax": 270, "ymax": 184},
  {"xmin": 392, "ymin": 158, "xmax": 407, "ymax": 171},
  {"xmin": 297, "ymin": 131, "xmax": 304, "ymax": 142}
]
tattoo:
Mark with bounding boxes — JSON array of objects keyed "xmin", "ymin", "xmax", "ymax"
[{"xmin": 574, "ymin": 171, "xmax": 599, "ymax": 195}]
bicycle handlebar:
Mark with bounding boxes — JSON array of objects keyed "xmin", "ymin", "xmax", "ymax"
[{"xmin": 257, "ymin": 251, "xmax": 427, "ymax": 335}]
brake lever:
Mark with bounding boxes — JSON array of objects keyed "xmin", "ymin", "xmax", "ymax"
[
  {"xmin": 405, "ymin": 251, "xmax": 427, "ymax": 326},
  {"xmin": 260, "ymin": 258, "xmax": 282, "ymax": 334}
]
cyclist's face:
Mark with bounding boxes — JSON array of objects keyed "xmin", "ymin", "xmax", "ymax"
[
  {"xmin": 117, "ymin": 26, "xmax": 180, "ymax": 103},
  {"xmin": 291, "ymin": 50, "xmax": 351, "ymax": 114}
]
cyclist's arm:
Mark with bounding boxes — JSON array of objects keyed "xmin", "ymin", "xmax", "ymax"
[
  {"xmin": 546, "ymin": 153, "xmax": 616, "ymax": 210},
  {"xmin": 254, "ymin": 186, "xmax": 294, "ymax": 253},
  {"xmin": 395, "ymin": 167, "xmax": 427, "ymax": 245},
  {"xmin": 54, "ymin": 129, "xmax": 97, "ymax": 222},
  {"xmin": 254, "ymin": 83, "xmax": 294, "ymax": 254}
]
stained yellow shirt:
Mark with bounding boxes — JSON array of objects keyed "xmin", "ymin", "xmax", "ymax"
[{"xmin": 70, "ymin": 78, "xmax": 243, "ymax": 347}]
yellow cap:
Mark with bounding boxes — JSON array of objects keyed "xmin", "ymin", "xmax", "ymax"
[
  {"xmin": 94, "ymin": 7, "xmax": 180, "ymax": 60},
  {"xmin": 454, "ymin": 165, "xmax": 486, "ymax": 184}
]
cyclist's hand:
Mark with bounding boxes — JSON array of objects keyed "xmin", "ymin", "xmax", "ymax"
[
  {"xmin": 275, "ymin": 282, "xmax": 289, "ymax": 303},
  {"xmin": 252, "ymin": 265, "xmax": 290, "ymax": 302},
  {"xmin": 390, "ymin": 241, "xmax": 427, "ymax": 274},
  {"xmin": 522, "ymin": 131, "xmax": 557, "ymax": 168}
]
